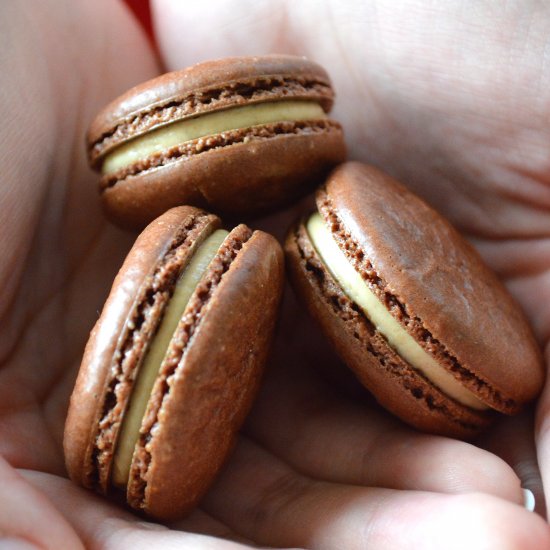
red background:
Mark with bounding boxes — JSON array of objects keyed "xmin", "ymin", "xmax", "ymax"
[{"xmin": 124, "ymin": 0, "xmax": 154, "ymax": 39}]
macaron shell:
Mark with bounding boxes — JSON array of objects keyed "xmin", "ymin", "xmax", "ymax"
[
  {"xmin": 63, "ymin": 207, "xmax": 219, "ymax": 490},
  {"xmin": 319, "ymin": 162, "xmax": 544, "ymax": 409},
  {"xmin": 88, "ymin": 55, "xmax": 333, "ymax": 152},
  {"xmin": 285, "ymin": 222, "xmax": 491, "ymax": 438},
  {"xmin": 101, "ymin": 127, "xmax": 345, "ymax": 229},
  {"xmin": 132, "ymin": 230, "xmax": 284, "ymax": 520}
]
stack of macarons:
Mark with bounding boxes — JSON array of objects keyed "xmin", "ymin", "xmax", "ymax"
[{"xmin": 64, "ymin": 54, "xmax": 544, "ymax": 521}]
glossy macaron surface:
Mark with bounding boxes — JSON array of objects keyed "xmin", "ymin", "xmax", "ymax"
[
  {"xmin": 286, "ymin": 162, "xmax": 544, "ymax": 436},
  {"xmin": 64, "ymin": 206, "xmax": 284, "ymax": 519},
  {"xmin": 87, "ymin": 55, "xmax": 346, "ymax": 229}
]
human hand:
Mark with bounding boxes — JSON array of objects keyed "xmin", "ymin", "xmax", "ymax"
[{"xmin": 1, "ymin": 0, "xmax": 550, "ymax": 548}]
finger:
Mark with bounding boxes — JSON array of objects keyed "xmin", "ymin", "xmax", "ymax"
[
  {"xmin": 470, "ymin": 235, "xmax": 550, "ymax": 347},
  {"xmin": 535, "ymin": 344, "xmax": 550, "ymax": 518},
  {"xmin": 0, "ymin": 0, "xmax": 158, "ymax": 319},
  {"xmin": 0, "ymin": 457, "xmax": 83, "ymax": 550},
  {"xmin": 245, "ymin": 352, "xmax": 524, "ymax": 505},
  {"xmin": 22, "ymin": 470, "xmax": 254, "ymax": 550},
  {"xmin": 0, "ymin": 0, "xmax": 160, "ymax": 475},
  {"xmin": 171, "ymin": 509, "xmax": 256, "ymax": 547},
  {"xmin": 203, "ymin": 437, "xmax": 550, "ymax": 550},
  {"xmin": 478, "ymin": 409, "xmax": 544, "ymax": 517}
]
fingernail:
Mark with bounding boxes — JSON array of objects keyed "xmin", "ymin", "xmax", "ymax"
[{"xmin": 522, "ymin": 488, "xmax": 535, "ymax": 512}]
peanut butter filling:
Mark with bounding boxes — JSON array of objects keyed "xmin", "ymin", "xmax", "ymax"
[
  {"xmin": 112, "ymin": 229, "xmax": 229, "ymax": 488},
  {"xmin": 306, "ymin": 213, "xmax": 487, "ymax": 411},
  {"xmin": 102, "ymin": 100, "xmax": 326, "ymax": 175}
]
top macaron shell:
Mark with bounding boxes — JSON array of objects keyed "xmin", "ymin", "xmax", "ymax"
[
  {"xmin": 88, "ymin": 55, "xmax": 346, "ymax": 229},
  {"xmin": 64, "ymin": 206, "xmax": 284, "ymax": 519},
  {"xmin": 317, "ymin": 163, "xmax": 543, "ymax": 412},
  {"xmin": 88, "ymin": 55, "xmax": 335, "ymax": 154}
]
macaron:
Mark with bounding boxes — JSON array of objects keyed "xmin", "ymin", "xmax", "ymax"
[
  {"xmin": 285, "ymin": 162, "xmax": 544, "ymax": 437},
  {"xmin": 64, "ymin": 206, "xmax": 284, "ymax": 520},
  {"xmin": 87, "ymin": 55, "xmax": 346, "ymax": 229}
]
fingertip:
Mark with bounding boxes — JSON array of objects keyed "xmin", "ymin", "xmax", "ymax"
[
  {"xmin": 367, "ymin": 433, "xmax": 525, "ymax": 505},
  {"xmin": 444, "ymin": 442, "xmax": 524, "ymax": 505},
  {"xmin": 382, "ymin": 493, "xmax": 550, "ymax": 550}
]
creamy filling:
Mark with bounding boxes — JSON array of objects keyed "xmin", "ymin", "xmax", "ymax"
[
  {"xmin": 112, "ymin": 229, "xmax": 229, "ymax": 488},
  {"xmin": 306, "ymin": 213, "xmax": 487, "ymax": 410},
  {"xmin": 101, "ymin": 100, "xmax": 326, "ymax": 175}
]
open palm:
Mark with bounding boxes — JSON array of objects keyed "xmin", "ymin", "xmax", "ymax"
[{"xmin": 2, "ymin": 1, "xmax": 550, "ymax": 548}]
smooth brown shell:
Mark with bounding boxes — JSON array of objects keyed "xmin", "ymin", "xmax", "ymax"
[
  {"xmin": 138, "ymin": 229, "xmax": 284, "ymax": 519},
  {"xmin": 88, "ymin": 55, "xmax": 335, "ymax": 157}
]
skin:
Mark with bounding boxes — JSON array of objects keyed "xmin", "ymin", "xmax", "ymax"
[{"xmin": 1, "ymin": 0, "xmax": 550, "ymax": 548}]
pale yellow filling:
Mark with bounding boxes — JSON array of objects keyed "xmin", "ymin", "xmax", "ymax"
[
  {"xmin": 112, "ymin": 229, "xmax": 229, "ymax": 488},
  {"xmin": 102, "ymin": 100, "xmax": 326, "ymax": 175},
  {"xmin": 306, "ymin": 213, "xmax": 487, "ymax": 410}
]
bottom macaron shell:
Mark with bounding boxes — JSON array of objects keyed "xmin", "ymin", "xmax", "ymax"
[
  {"xmin": 64, "ymin": 207, "xmax": 220, "ymax": 491},
  {"xmin": 101, "ymin": 128, "xmax": 346, "ymax": 229},
  {"xmin": 286, "ymin": 223, "xmax": 492, "ymax": 438},
  {"xmin": 131, "ymin": 230, "xmax": 284, "ymax": 520}
]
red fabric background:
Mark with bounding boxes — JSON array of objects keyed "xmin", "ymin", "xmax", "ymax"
[{"xmin": 124, "ymin": 0, "xmax": 154, "ymax": 40}]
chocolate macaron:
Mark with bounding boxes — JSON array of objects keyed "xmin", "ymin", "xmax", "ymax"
[
  {"xmin": 87, "ymin": 55, "xmax": 346, "ymax": 229},
  {"xmin": 64, "ymin": 206, "xmax": 284, "ymax": 520},
  {"xmin": 285, "ymin": 162, "xmax": 544, "ymax": 437}
]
